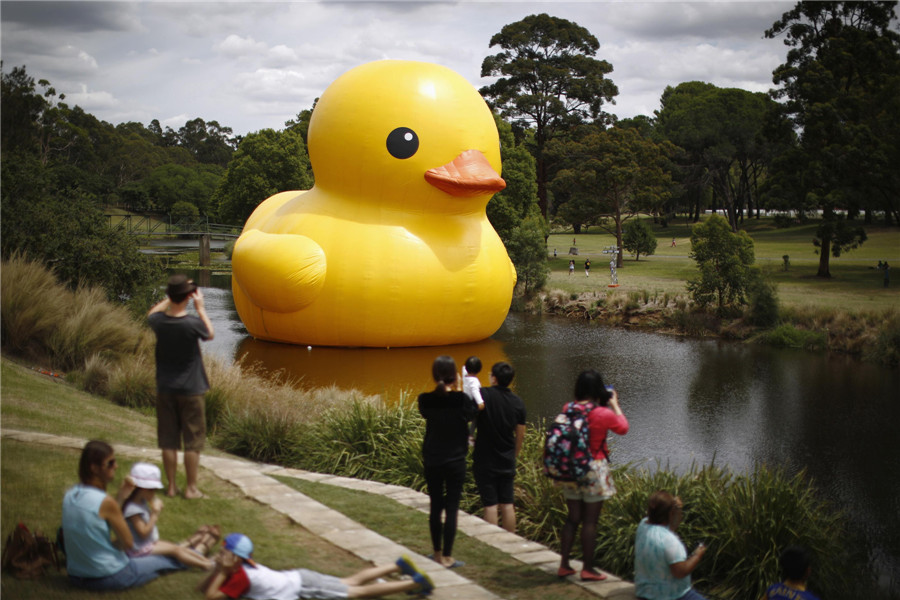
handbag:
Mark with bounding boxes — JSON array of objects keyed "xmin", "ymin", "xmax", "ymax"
[{"xmin": 1, "ymin": 522, "xmax": 61, "ymax": 579}]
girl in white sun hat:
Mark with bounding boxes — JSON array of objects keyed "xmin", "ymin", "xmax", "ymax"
[{"xmin": 121, "ymin": 462, "xmax": 216, "ymax": 570}]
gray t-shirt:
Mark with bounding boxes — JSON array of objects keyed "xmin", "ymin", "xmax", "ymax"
[{"xmin": 148, "ymin": 312, "xmax": 210, "ymax": 395}]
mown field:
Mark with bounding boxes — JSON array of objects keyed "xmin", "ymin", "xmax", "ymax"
[{"xmin": 545, "ymin": 217, "xmax": 899, "ymax": 312}]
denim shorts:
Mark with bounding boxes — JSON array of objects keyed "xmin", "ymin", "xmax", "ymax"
[{"xmin": 68, "ymin": 555, "xmax": 183, "ymax": 591}]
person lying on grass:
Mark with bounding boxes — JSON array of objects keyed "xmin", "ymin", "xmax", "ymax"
[{"xmin": 198, "ymin": 533, "xmax": 435, "ymax": 599}]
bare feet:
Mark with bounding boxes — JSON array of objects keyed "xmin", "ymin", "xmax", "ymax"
[{"xmin": 184, "ymin": 488, "xmax": 205, "ymax": 499}]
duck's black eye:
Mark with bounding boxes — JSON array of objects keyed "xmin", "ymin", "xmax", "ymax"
[{"xmin": 386, "ymin": 127, "xmax": 419, "ymax": 159}]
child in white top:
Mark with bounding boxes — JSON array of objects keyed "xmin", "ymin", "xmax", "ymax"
[
  {"xmin": 121, "ymin": 462, "xmax": 214, "ymax": 570},
  {"xmin": 463, "ymin": 356, "xmax": 485, "ymax": 447},
  {"xmin": 462, "ymin": 356, "xmax": 485, "ymax": 409}
]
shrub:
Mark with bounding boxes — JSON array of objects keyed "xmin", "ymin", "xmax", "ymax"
[
  {"xmin": 864, "ymin": 310, "xmax": 900, "ymax": 367},
  {"xmin": 79, "ymin": 353, "xmax": 113, "ymax": 396},
  {"xmin": 747, "ymin": 272, "xmax": 780, "ymax": 327},
  {"xmin": 107, "ymin": 355, "xmax": 157, "ymax": 410},
  {"xmin": 761, "ymin": 324, "xmax": 826, "ymax": 350},
  {"xmin": 674, "ymin": 309, "xmax": 721, "ymax": 336}
]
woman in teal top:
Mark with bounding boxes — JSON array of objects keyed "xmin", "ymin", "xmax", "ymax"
[
  {"xmin": 634, "ymin": 490, "xmax": 708, "ymax": 600},
  {"xmin": 62, "ymin": 440, "xmax": 181, "ymax": 590}
]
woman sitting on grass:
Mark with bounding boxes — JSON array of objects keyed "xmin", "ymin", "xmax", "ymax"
[
  {"xmin": 121, "ymin": 462, "xmax": 217, "ymax": 570},
  {"xmin": 61, "ymin": 440, "xmax": 183, "ymax": 591}
]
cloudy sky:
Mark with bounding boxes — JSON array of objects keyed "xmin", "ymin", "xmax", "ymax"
[{"xmin": 2, "ymin": 1, "xmax": 797, "ymax": 137}]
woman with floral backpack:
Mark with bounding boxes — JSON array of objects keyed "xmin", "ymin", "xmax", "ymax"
[{"xmin": 555, "ymin": 370, "xmax": 629, "ymax": 582}]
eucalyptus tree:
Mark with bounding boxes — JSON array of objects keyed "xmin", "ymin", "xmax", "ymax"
[
  {"xmin": 549, "ymin": 125, "xmax": 673, "ymax": 267},
  {"xmin": 480, "ymin": 13, "xmax": 618, "ymax": 220},
  {"xmin": 765, "ymin": 1, "xmax": 900, "ymax": 277},
  {"xmin": 655, "ymin": 82, "xmax": 773, "ymax": 231},
  {"xmin": 488, "ymin": 115, "xmax": 548, "ymax": 293},
  {"xmin": 687, "ymin": 214, "xmax": 755, "ymax": 312},
  {"xmin": 213, "ymin": 128, "xmax": 312, "ymax": 225}
]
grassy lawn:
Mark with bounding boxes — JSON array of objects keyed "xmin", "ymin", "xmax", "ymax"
[
  {"xmin": 546, "ymin": 217, "xmax": 900, "ymax": 312},
  {"xmin": 1, "ymin": 358, "xmax": 594, "ymax": 599},
  {"xmin": 275, "ymin": 477, "xmax": 598, "ymax": 600},
  {"xmin": 0, "ymin": 358, "xmax": 380, "ymax": 598},
  {"xmin": 1, "ymin": 439, "xmax": 372, "ymax": 600}
]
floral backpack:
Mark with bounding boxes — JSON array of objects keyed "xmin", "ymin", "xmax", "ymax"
[{"xmin": 543, "ymin": 402, "xmax": 596, "ymax": 481}]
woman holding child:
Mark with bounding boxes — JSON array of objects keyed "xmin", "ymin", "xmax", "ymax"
[{"xmin": 417, "ymin": 355, "xmax": 479, "ymax": 568}]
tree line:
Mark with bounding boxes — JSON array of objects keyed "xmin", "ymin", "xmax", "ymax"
[{"xmin": 2, "ymin": 1, "xmax": 898, "ymax": 305}]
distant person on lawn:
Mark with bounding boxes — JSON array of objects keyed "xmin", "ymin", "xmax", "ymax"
[{"xmin": 148, "ymin": 274, "xmax": 214, "ymax": 499}]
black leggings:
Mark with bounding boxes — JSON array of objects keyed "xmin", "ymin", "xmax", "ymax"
[{"xmin": 424, "ymin": 460, "xmax": 466, "ymax": 557}]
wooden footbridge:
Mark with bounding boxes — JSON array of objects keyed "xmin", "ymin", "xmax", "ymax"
[{"xmin": 106, "ymin": 214, "xmax": 240, "ymax": 266}]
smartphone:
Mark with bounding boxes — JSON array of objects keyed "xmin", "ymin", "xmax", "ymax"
[{"xmin": 605, "ymin": 384, "xmax": 615, "ymax": 392}]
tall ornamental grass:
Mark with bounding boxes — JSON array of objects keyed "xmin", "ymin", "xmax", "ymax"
[
  {"xmin": 247, "ymin": 405, "xmax": 865, "ymax": 600},
  {"xmin": 1, "ymin": 255, "xmax": 148, "ymax": 369},
  {"xmin": 1, "ymin": 253, "xmax": 72, "ymax": 358}
]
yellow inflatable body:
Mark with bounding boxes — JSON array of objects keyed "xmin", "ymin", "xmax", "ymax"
[{"xmin": 232, "ymin": 60, "xmax": 517, "ymax": 347}]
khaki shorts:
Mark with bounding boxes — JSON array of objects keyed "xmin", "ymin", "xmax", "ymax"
[{"xmin": 156, "ymin": 392, "xmax": 206, "ymax": 452}]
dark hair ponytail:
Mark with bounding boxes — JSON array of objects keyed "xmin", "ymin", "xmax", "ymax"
[{"xmin": 431, "ymin": 355, "xmax": 457, "ymax": 395}]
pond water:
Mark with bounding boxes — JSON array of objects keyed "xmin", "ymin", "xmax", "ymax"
[{"xmin": 193, "ymin": 274, "xmax": 900, "ymax": 591}]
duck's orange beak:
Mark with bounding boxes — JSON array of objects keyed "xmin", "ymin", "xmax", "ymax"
[{"xmin": 424, "ymin": 149, "xmax": 506, "ymax": 197}]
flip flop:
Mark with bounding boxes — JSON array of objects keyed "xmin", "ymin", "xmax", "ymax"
[
  {"xmin": 412, "ymin": 572, "xmax": 434, "ymax": 595},
  {"xmin": 447, "ymin": 560, "xmax": 465, "ymax": 569},
  {"xmin": 396, "ymin": 554, "xmax": 419, "ymax": 577},
  {"xmin": 580, "ymin": 569, "xmax": 608, "ymax": 581}
]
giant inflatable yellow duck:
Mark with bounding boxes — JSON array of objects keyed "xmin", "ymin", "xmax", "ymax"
[{"xmin": 231, "ymin": 60, "xmax": 516, "ymax": 347}]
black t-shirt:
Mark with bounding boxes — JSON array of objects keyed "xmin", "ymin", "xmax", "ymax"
[
  {"xmin": 148, "ymin": 312, "xmax": 210, "ymax": 395},
  {"xmin": 418, "ymin": 390, "xmax": 478, "ymax": 467},
  {"xmin": 473, "ymin": 386, "xmax": 526, "ymax": 473}
]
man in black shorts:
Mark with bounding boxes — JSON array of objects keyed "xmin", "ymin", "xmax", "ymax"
[
  {"xmin": 472, "ymin": 362, "xmax": 526, "ymax": 533},
  {"xmin": 147, "ymin": 274, "xmax": 214, "ymax": 499}
]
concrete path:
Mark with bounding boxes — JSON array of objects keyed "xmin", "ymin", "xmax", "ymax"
[{"xmin": 2, "ymin": 428, "xmax": 637, "ymax": 600}]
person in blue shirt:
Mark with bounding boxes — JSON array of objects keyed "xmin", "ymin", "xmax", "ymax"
[
  {"xmin": 760, "ymin": 546, "xmax": 821, "ymax": 600},
  {"xmin": 634, "ymin": 490, "xmax": 707, "ymax": 600},
  {"xmin": 62, "ymin": 441, "xmax": 182, "ymax": 591}
]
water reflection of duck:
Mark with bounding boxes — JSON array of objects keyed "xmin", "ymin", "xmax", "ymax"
[
  {"xmin": 236, "ymin": 336, "xmax": 509, "ymax": 397},
  {"xmin": 232, "ymin": 60, "xmax": 516, "ymax": 348}
]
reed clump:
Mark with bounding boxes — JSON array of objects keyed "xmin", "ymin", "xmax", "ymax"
[
  {"xmin": 234, "ymin": 402, "xmax": 862, "ymax": 599},
  {"xmin": 1, "ymin": 255, "xmax": 147, "ymax": 370}
]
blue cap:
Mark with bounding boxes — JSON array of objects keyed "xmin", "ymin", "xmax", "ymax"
[{"xmin": 223, "ymin": 533, "xmax": 254, "ymax": 561}]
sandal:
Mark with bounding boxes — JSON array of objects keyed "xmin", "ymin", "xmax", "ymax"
[
  {"xmin": 189, "ymin": 525, "xmax": 221, "ymax": 556},
  {"xmin": 180, "ymin": 525, "xmax": 210, "ymax": 549}
]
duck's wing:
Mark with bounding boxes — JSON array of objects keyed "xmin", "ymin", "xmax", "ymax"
[{"xmin": 232, "ymin": 229, "xmax": 326, "ymax": 313}]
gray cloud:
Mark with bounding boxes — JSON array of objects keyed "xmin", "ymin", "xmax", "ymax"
[
  {"xmin": 2, "ymin": 1, "xmax": 143, "ymax": 32},
  {"xmin": 1, "ymin": 1, "xmax": 798, "ymax": 135}
]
